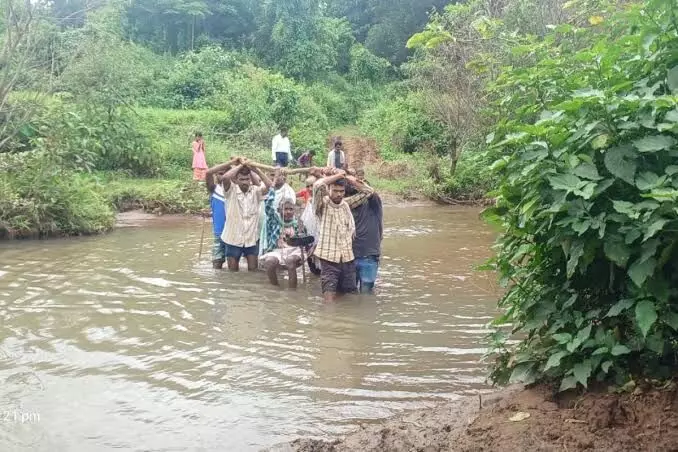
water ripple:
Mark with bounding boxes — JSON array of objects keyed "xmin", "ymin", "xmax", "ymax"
[{"xmin": 0, "ymin": 206, "xmax": 499, "ymax": 451}]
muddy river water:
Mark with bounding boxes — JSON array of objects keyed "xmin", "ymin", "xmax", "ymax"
[{"xmin": 0, "ymin": 206, "xmax": 499, "ymax": 451}]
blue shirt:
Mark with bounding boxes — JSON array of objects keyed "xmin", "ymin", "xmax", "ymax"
[{"xmin": 211, "ymin": 185, "xmax": 227, "ymax": 238}]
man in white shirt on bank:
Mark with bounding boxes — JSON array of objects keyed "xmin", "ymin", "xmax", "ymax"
[{"xmin": 271, "ymin": 126, "xmax": 292, "ymax": 168}]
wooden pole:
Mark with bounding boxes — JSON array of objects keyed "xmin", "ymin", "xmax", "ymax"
[{"xmin": 198, "ymin": 215, "xmax": 206, "ymax": 262}]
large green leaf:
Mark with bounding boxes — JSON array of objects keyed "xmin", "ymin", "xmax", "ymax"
[
  {"xmin": 644, "ymin": 219, "xmax": 668, "ymax": 241},
  {"xmin": 566, "ymin": 241, "xmax": 585, "ymax": 278},
  {"xmin": 635, "ymin": 300, "xmax": 658, "ymax": 337},
  {"xmin": 604, "ymin": 240, "xmax": 631, "ymax": 267},
  {"xmin": 668, "ymin": 66, "xmax": 678, "ymax": 93},
  {"xmin": 549, "ymin": 173, "xmax": 583, "ymax": 192},
  {"xmin": 544, "ymin": 351, "xmax": 568, "ymax": 371},
  {"xmin": 573, "ymin": 162, "xmax": 603, "ymax": 181},
  {"xmin": 633, "ymin": 135, "xmax": 676, "ymax": 153},
  {"xmin": 612, "ymin": 200, "xmax": 640, "ymax": 219},
  {"xmin": 628, "ymin": 257, "xmax": 656, "ymax": 287},
  {"xmin": 605, "ymin": 298, "xmax": 635, "ymax": 317},
  {"xmin": 604, "ymin": 145, "xmax": 637, "ymax": 185},
  {"xmin": 559, "ymin": 375, "xmax": 579, "ymax": 392},
  {"xmin": 635, "ymin": 171, "xmax": 663, "ymax": 191},
  {"xmin": 665, "ymin": 312, "xmax": 678, "ymax": 331},
  {"xmin": 610, "ymin": 345, "xmax": 631, "ymax": 356},
  {"xmin": 553, "ymin": 333, "xmax": 573, "ymax": 344},
  {"xmin": 573, "ymin": 360, "xmax": 592, "ymax": 387}
]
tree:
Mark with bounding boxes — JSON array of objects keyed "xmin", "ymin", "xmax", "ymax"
[{"xmin": 0, "ymin": 0, "xmax": 51, "ymax": 152}]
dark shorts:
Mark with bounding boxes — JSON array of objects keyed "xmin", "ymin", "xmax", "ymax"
[
  {"xmin": 275, "ymin": 152, "xmax": 289, "ymax": 167},
  {"xmin": 319, "ymin": 259, "xmax": 357, "ymax": 294},
  {"xmin": 225, "ymin": 242, "xmax": 259, "ymax": 259},
  {"xmin": 356, "ymin": 255, "xmax": 379, "ymax": 293}
]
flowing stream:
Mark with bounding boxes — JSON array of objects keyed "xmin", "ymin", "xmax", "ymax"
[{"xmin": 0, "ymin": 206, "xmax": 499, "ymax": 451}]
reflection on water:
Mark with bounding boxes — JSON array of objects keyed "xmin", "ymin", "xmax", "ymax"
[{"xmin": 0, "ymin": 206, "xmax": 499, "ymax": 451}]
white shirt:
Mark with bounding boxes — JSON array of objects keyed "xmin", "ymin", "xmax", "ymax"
[
  {"xmin": 327, "ymin": 149, "xmax": 346, "ymax": 168},
  {"xmin": 221, "ymin": 183, "xmax": 265, "ymax": 248},
  {"xmin": 271, "ymin": 134, "xmax": 292, "ymax": 161}
]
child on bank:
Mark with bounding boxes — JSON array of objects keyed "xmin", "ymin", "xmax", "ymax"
[{"xmin": 192, "ymin": 132, "xmax": 208, "ymax": 181}]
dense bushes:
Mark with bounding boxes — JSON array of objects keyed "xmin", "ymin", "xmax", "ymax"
[
  {"xmin": 358, "ymin": 92, "xmax": 455, "ymax": 160},
  {"xmin": 484, "ymin": 0, "xmax": 678, "ymax": 390},
  {"xmin": 0, "ymin": 153, "xmax": 114, "ymax": 238}
]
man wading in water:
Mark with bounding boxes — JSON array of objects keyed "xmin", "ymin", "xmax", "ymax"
[
  {"xmin": 346, "ymin": 168, "xmax": 383, "ymax": 293},
  {"xmin": 205, "ymin": 158, "xmax": 235, "ymax": 269},
  {"xmin": 312, "ymin": 169, "xmax": 373, "ymax": 302},
  {"xmin": 220, "ymin": 158, "xmax": 272, "ymax": 271}
]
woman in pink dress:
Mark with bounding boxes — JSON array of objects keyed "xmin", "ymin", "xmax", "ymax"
[{"xmin": 192, "ymin": 132, "xmax": 208, "ymax": 181}]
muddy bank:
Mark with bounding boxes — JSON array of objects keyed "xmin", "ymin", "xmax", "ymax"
[{"xmin": 271, "ymin": 383, "xmax": 678, "ymax": 452}]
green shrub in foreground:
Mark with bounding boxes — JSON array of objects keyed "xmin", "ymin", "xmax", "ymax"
[
  {"xmin": 0, "ymin": 155, "xmax": 114, "ymax": 238},
  {"xmin": 484, "ymin": 0, "xmax": 678, "ymax": 390}
]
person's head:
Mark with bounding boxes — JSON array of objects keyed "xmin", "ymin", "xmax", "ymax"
[
  {"xmin": 195, "ymin": 132, "xmax": 203, "ymax": 140},
  {"xmin": 328, "ymin": 179, "xmax": 346, "ymax": 204},
  {"xmin": 236, "ymin": 166, "xmax": 252, "ymax": 191},
  {"xmin": 273, "ymin": 171, "xmax": 286, "ymax": 189},
  {"xmin": 334, "ymin": 140, "xmax": 343, "ymax": 151},
  {"xmin": 309, "ymin": 150, "xmax": 316, "ymax": 157},
  {"xmin": 280, "ymin": 199, "xmax": 296, "ymax": 222},
  {"xmin": 347, "ymin": 167, "xmax": 356, "ymax": 177},
  {"xmin": 356, "ymin": 168, "xmax": 366, "ymax": 182},
  {"xmin": 280, "ymin": 126, "xmax": 289, "ymax": 137}
]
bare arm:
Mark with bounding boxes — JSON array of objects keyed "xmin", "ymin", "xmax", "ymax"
[
  {"xmin": 284, "ymin": 167, "xmax": 313, "ymax": 175},
  {"xmin": 206, "ymin": 159, "xmax": 236, "ymax": 193},
  {"xmin": 313, "ymin": 170, "xmax": 346, "ymax": 189},
  {"xmin": 220, "ymin": 163, "xmax": 244, "ymax": 192},
  {"xmin": 344, "ymin": 176, "xmax": 374, "ymax": 208},
  {"xmin": 249, "ymin": 165, "xmax": 272, "ymax": 195}
]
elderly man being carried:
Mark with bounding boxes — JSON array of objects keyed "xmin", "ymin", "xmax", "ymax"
[{"xmin": 260, "ymin": 168, "xmax": 308, "ymax": 288}]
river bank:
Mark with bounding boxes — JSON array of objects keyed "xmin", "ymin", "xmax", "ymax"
[{"xmin": 272, "ymin": 383, "xmax": 678, "ymax": 452}]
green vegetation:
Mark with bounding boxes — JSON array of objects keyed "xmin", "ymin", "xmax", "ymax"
[
  {"xmin": 480, "ymin": 0, "xmax": 678, "ymax": 390},
  {"xmin": 2, "ymin": 0, "xmax": 677, "ymax": 394}
]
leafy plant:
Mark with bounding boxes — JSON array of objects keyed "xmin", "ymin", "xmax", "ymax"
[{"xmin": 484, "ymin": 0, "xmax": 678, "ymax": 390}]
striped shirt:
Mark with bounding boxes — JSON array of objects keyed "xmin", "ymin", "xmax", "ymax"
[
  {"xmin": 312, "ymin": 183, "xmax": 373, "ymax": 263},
  {"xmin": 221, "ymin": 183, "xmax": 265, "ymax": 248}
]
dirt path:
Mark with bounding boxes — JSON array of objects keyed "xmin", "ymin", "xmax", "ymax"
[
  {"xmin": 270, "ymin": 383, "xmax": 678, "ymax": 452},
  {"xmin": 326, "ymin": 133, "xmax": 381, "ymax": 170}
]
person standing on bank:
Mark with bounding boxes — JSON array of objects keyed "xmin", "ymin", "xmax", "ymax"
[
  {"xmin": 192, "ymin": 132, "xmax": 208, "ymax": 181},
  {"xmin": 220, "ymin": 158, "xmax": 272, "ymax": 272},
  {"xmin": 346, "ymin": 168, "xmax": 383, "ymax": 293},
  {"xmin": 271, "ymin": 126, "xmax": 292, "ymax": 168},
  {"xmin": 312, "ymin": 169, "xmax": 374, "ymax": 302},
  {"xmin": 327, "ymin": 139, "xmax": 347, "ymax": 170}
]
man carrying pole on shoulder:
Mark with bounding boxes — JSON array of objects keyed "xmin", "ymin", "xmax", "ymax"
[
  {"xmin": 220, "ymin": 158, "xmax": 272, "ymax": 272},
  {"xmin": 312, "ymin": 168, "xmax": 373, "ymax": 302}
]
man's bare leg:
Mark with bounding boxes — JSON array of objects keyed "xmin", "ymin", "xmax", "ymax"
[
  {"xmin": 246, "ymin": 254, "xmax": 259, "ymax": 272},
  {"xmin": 265, "ymin": 257, "xmax": 280, "ymax": 285},
  {"xmin": 285, "ymin": 256, "xmax": 302, "ymax": 289},
  {"xmin": 227, "ymin": 257, "xmax": 240, "ymax": 272},
  {"xmin": 323, "ymin": 292, "xmax": 337, "ymax": 303}
]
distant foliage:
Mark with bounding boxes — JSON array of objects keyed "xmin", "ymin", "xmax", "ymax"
[
  {"xmin": 359, "ymin": 92, "xmax": 454, "ymax": 160},
  {"xmin": 483, "ymin": 0, "xmax": 678, "ymax": 390}
]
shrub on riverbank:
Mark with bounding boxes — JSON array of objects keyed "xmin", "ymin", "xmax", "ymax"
[
  {"xmin": 484, "ymin": 0, "xmax": 678, "ymax": 390},
  {"xmin": 0, "ymin": 154, "xmax": 114, "ymax": 239}
]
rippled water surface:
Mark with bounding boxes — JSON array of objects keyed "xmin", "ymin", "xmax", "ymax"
[{"xmin": 0, "ymin": 206, "xmax": 499, "ymax": 451}]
